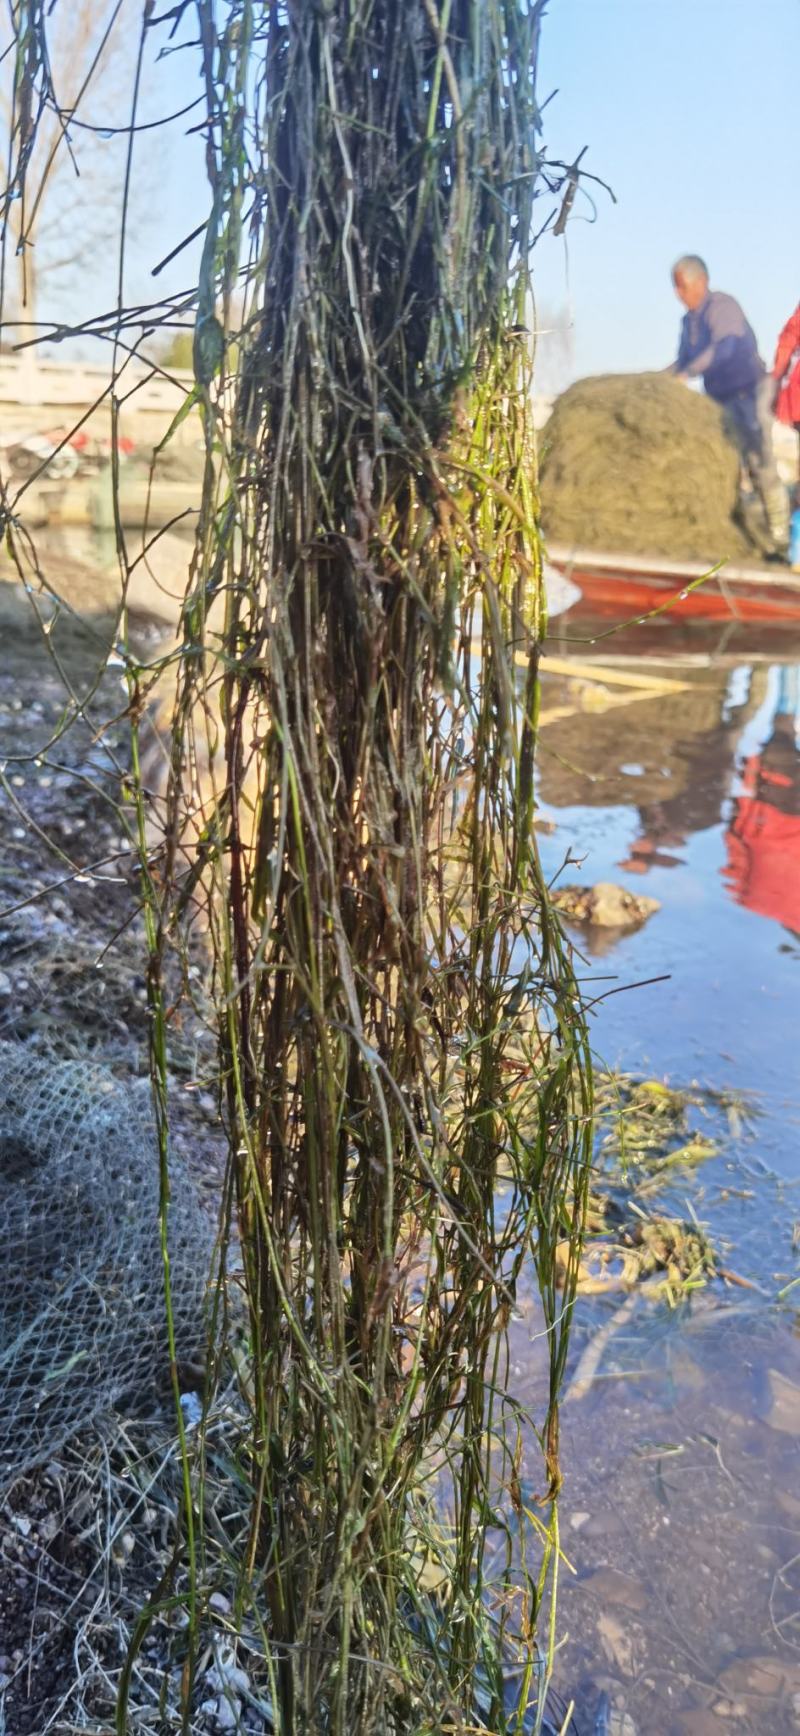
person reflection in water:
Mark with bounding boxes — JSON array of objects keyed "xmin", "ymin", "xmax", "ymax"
[
  {"xmin": 617, "ymin": 668, "xmax": 800, "ymax": 936},
  {"xmin": 619, "ymin": 676, "xmax": 755, "ymax": 875},
  {"xmin": 723, "ymin": 669, "xmax": 800, "ymax": 935}
]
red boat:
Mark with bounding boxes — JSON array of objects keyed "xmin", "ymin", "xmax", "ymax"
[{"xmin": 545, "ymin": 544, "xmax": 800, "ymax": 662}]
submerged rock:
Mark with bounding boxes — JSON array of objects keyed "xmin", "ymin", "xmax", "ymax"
[
  {"xmin": 553, "ymin": 881, "xmax": 660, "ymax": 930},
  {"xmin": 579, "ymin": 1566, "xmax": 648, "ymax": 1613},
  {"xmin": 595, "ymin": 1695, "xmax": 638, "ymax": 1736},
  {"xmin": 762, "ymin": 1367, "xmax": 800, "ymax": 1435},
  {"xmin": 717, "ymin": 1651, "xmax": 800, "ymax": 1699}
]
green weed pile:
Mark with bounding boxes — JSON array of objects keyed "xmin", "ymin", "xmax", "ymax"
[{"xmin": 541, "ymin": 371, "xmax": 753, "ymax": 560}]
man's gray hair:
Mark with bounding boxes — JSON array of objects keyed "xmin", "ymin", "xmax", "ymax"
[{"xmin": 672, "ymin": 254, "xmax": 708, "ymax": 282}]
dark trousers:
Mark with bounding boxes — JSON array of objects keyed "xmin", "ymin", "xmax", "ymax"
[{"xmin": 722, "ymin": 377, "xmax": 789, "ymax": 546}]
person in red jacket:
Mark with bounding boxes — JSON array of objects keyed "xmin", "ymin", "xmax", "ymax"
[{"xmin": 772, "ymin": 303, "xmax": 800, "ymax": 431}]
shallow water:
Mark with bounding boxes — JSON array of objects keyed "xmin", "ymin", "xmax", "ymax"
[{"xmin": 526, "ymin": 611, "xmax": 800, "ymax": 1733}]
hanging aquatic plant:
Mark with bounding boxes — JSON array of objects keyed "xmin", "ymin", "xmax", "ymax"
[{"xmin": 2, "ymin": 3, "xmax": 594, "ymax": 1729}]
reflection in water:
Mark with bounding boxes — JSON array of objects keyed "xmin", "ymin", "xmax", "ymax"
[
  {"xmin": 540, "ymin": 652, "xmax": 800, "ymax": 938},
  {"xmin": 618, "ymin": 671, "xmax": 760, "ymax": 874},
  {"xmin": 538, "ymin": 671, "xmax": 749, "ymax": 819},
  {"xmin": 724, "ymin": 669, "xmax": 800, "ymax": 936}
]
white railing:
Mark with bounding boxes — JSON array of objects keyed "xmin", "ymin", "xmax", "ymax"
[{"xmin": 0, "ymin": 353, "xmax": 193, "ymax": 413}]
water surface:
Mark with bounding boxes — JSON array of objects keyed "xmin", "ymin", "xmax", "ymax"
[{"xmin": 527, "ymin": 609, "xmax": 800, "ymax": 1733}]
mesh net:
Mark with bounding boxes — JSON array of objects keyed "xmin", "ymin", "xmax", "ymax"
[{"xmin": 0, "ymin": 1043, "xmax": 211, "ymax": 1486}]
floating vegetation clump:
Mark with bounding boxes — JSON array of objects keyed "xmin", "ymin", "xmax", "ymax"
[
  {"xmin": 3, "ymin": 2, "xmax": 596, "ymax": 1730},
  {"xmin": 564, "ymin": 1074, "xmax": 759, "ymax": 1307},
  {"xmin": 561, "ymin": 1205, "xmax": 718, "ymax": 1308},
  {"xmin": 596, "ymin": 1075, "xmax": 723, "ymax": 1183},
  {"xmin": 624, "ymin": 1213, "xmax": 717, "ymax": 1304}
]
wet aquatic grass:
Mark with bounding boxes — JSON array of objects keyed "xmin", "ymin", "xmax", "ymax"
[{"xmin": 3, "ymin": 3, "xmax": 596, "ymax": 1732}]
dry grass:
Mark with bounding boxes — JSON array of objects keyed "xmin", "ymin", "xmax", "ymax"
[{"xmin": 0, "ymin": 1401, "xmax": 256, "ymax": 1736}]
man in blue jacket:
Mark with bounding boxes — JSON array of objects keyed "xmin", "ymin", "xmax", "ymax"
[{"xmin": 671, "ymin": 254, "xmax": 789, "ymax": 557}]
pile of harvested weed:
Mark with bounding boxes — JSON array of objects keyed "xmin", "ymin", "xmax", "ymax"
[{"xmin": 540, "ymin": 372, "xmax": 755, "ymax": 561}]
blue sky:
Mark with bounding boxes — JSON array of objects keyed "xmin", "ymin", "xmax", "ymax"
[
  {"xmin": 45, "ymin": 0, "xmax": 800, "ymax": 387},
  {"xmin": 117, "ymin": 16, "xmax": 207, "ymax": 348},
  {"xmin": 532, "ymin": 0, "xmax": 800, "ymax": 388}
]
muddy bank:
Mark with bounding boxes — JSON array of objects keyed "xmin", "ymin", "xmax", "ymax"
[{"xmin": 0, "ymin": 578, "xmax": 229, "ymax": 1732}]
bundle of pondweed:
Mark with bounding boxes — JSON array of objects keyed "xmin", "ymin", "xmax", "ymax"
[{"xmin": 4, "ymin": 2, "xmax": 593, "ymax": 1729}]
